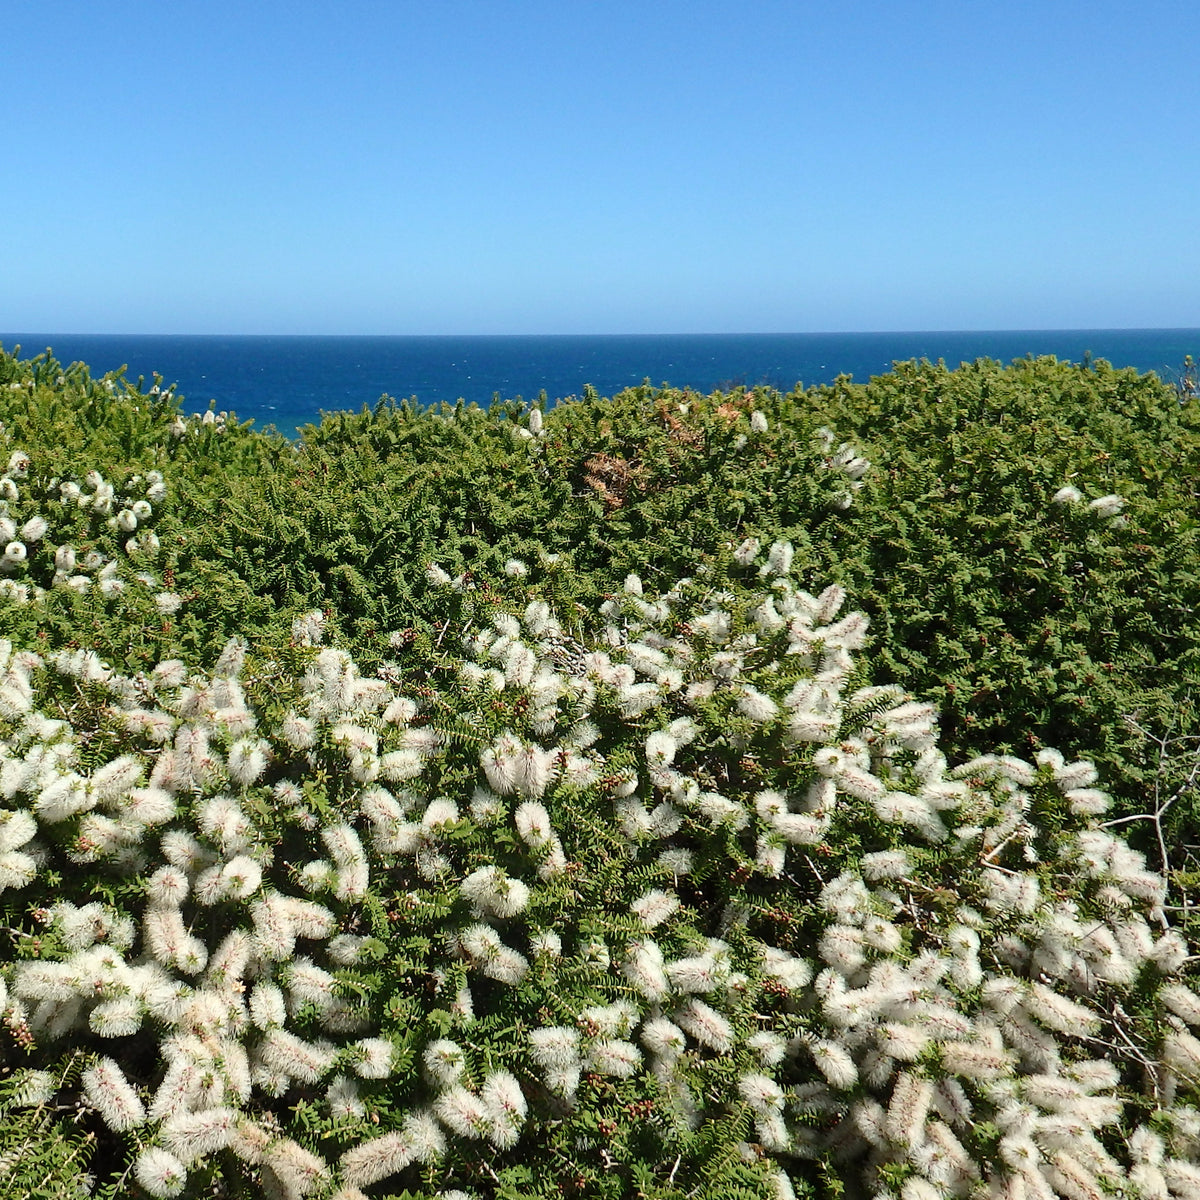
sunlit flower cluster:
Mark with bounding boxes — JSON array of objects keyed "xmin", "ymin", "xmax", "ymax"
[
  {"xmin": 1051, "ymin": 483, "xmax": 1127, "ymax": 526},
  {"xmin": 0, "ymin": 450, "xmax": 169, "ymax": 605},
  {"xmin": 815, "ymin": 426, "xmax": 872, "ymax": 509},
  {"xmin": 0, "ymin": 531, "xmax": 1198, "ymax": 1199}
]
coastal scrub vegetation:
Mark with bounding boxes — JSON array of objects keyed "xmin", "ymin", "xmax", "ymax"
[{"xmin": 1, "ymin": 344, "xmax": 1199, "ymax": 1200}]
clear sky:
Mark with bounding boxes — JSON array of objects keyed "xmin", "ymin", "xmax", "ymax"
[{"xmin": 4, "ymin": 0, "xmax": 1198, "ymax": 334}]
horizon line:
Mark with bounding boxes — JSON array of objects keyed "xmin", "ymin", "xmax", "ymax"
[{"xmin": 4, "ymin": 325, "xmax": 1200, "ymax": 340}]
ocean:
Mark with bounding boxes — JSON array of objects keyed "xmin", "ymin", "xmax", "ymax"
[{"xmin": 2, "ymin": 330, "xmax": 1197, "ymax": 440}]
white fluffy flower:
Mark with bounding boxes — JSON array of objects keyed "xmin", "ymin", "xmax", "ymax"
[
  {"xmin": 481, "ymin": 1069, "xmax": 527, "ymax": 1148},
  {"xmin": 675, "ymin": 999, "xmax": 733, "ymax": 1053},
  {"xmin": 1087, "ymin": 494, "xmax": 1124, "ymax": 519},
  {"xmin": 82, "ymin": 1056, "xmax": 146, "ymax": 1131},
  {"xmin": 461, "ymin": 865, "xmax": 530, "ymax": 919},
  {"xmin": 1052, "ymin": 485, "xmax": 1083, "ymax": 505},
  {"xmin": 631, "ymin": 888, "xmax": 679, "ymax": 928},
  {"xmin": 134, "ymin": 1147, "xmax": 188, "ymax": 1198}
]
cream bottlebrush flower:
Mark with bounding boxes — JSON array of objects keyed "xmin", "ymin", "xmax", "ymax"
[
  {"xmin": 298, "ymin": 859, "xmax": 335, "ymax": 892},
  {"xmin": 807, "ymin": 1039, "xmax": 858, "ymax": 1090},
  {"xmin": 434, "ymin": 1085, "xmax": 490, "ymax": 1139},
  {"xmin": 134, "ymin": 1147, "xmax": 188, "ymax": 1198},
  {"xmin": 281, "ymin": 896, "xmax": 336, "ymax": 938},
  {"xmin": 732, "ymin": 535, "xmax": 761, "ymax": 565},
  {"xmin": 90, "ymin": 753, "xmax": 144, "ymax": 799},
  {"xmin": 481, "ymin": 1069, "xmax": 528, "ymax": 1148},
  {"xmin": 353, "ymin": 1037, "xmax": 395, "ymax": 1079},
  {"xmin": 1051, "ymin": 756, "xmax": 1099, "ymax": 789},
  {"xmin": 422, "ymin": 801, "xmax": 458, "ymax": 830},
  {"xmin": 862, "ymin": 916, "xmax": 903, "ymax": 954},
  {"xmin": 1162, "ymin": 1163, "xmax": 1200, "ymax": 1200},
  {"xmin": 761, "ymin": 946, "xmax": 813, "ymax": 991},
  {"xmin": 382, "ymin": 695, "xmax": 418, "ymax": 725},
  {"xmin": 481, "ymin": 731, "xmax": 524, "ymax": 795},
  {"xmin": 250, "ymin": 893, "xmax": 298, "ymax": 960},
  {"xmin": 738, "ymin": 1072, "xmax": 784, "ymax": 1114},
  {"xmin": 675, "ymin": 999, "xmax": 733, "ymax": 1053},
  {"xmin": 327, "ymin": 933, "xmax": 370, "ymax": 967},
  {"xmin": 161, "ymin": 1107, "xmax": 239, "ymax": 1165},
  {"xmin": 82, "ymin": 1056, "xmax": 146, "ymax": 1131},
  {"xmin": 1064, "ymin": 787, "xmax": 1110, "ymax": 815},
  {"xmin": 90, "ymin": 995, "xmax": 144, "ymax": 1037},
  {"xmin": 514, "ymin": 800, "xmax": 555, "ymax": 850},
  {"xmin": 513, "ymin": 742, "xmax": 557, "ymax": 797},
  {"xmin": 458, "ymin": 923, "xmax": 526, "ymax": 983},
  {"xmin": 623, "ymin": 938, "xmax": 669, "ymax": 999},
  {"xmin": 219, "ymin": 854, "xmax": 263, "ymax": 900},
  {"xmin": 34, "ymin": 774, "xmax": 93, "ymax": 823},
  {"xmin": 6, "ymin": 1069, "xmax": 55, "ymax": 1108},
  {"xmin": 327, "ymin": 1074, "xmax": 366, "ymax": 1119},
  {"xmin": 124, "ymin": 786, "xmax": 177, "ymax": 825},
  {"xmin": 819, "ymin": 925, "xmax": 867, "ymax": 973},
  {"xmin": 340, "ymin": 1108, "xmax": 444, "ymax": 1185},
  {"xmin": 1087, "ymin": 494, "xmax": 1124, "ymax": 519},
  {"xmin": 530, "ymin": 929, "xmax": 562, "ymax": 956},
  {"xmin": 644, "ymin": 727, "xmax": 677, "ymax": 779},
  {"xmin": 424, "ymin": 1038, "xmax": 467, "ymax": 1086},
  {"xmin": 641, "ymin": 1016, "xmax": 687, "ymax": 1061},
  {"xmin": 463, "ymin": 787, "xmax": 501, "ymax": 825},
  {"xmin": 759, "ymin": 541, "xmax": 794, "ymax": 578},
  {"xmin": 263, "ymin": 1139, "xmax": 329, "ymax": 1198},
  {"xmin": 0, "ymin": 848, "xmax": 35, "ymax": 892},
  {"xmin": 485, "ymin": 947, "xmax": 529, "ymax": 985},
  {"xmin": 451, "ymin": 985, "xmax": 474, "ymax": 1021},
  {"xmin": 886, "ymin": 1072, "xmax": 933, "ymax": 1148},
  {"xmin": 1162, "ymin": 984, "xmax": 1200, "ymax": 1026},
  {"xmin": 834, "ymin": 764, "xmax": 885, "ymax": 801},
  {"xmin": 196, "ymin": 794, "xmax": 252, "ymax": 852},
  {"xmin": 0, "ymin": 810, "xmax": 37, "ymax": 855},
  {"xmin": 747, "ymin": 1030, "xmax": 788, "ymax": 1067},
  {"xmin": 666, "ymin": 951, "xmax": 722, "ymax": 994},
  {"xmin": 279, "ymin": 712, "xmax": 317, "ymax": 750},
  {"xmin": 694, "ymin": 790, "xmax": 749, "ymax": 829},
  {"xmin": 143, "ymin": 906, "xmax": 208, "ymax": 974},
  {"xmin": 460, "ymin": 865, "xmax": 531, "ymax": 919},
  {"xmin": 322, "ymin": 822, "xmax": 367, "ymax": 869},
  {"xmin": 402, "ymin": 1109, "xmax": 446, "ymax": 1165},
  {"xmin": 586, "ymin": 1039, "xmax": 643, "ymax": 1078},
  {"xmin": 980, "ymin": 869, "xmax": 1040, "ymax": 915},
  {"xmin": 647, "ymin": 801, "xmax": 683, "ymax": 838},
  {"xmin": 340, "ymin": 1132, "xmax": 415, "ymax": 1188},
  {"xmin": 227, "ymin": 737, "xmax": 269, "ymax": 785},
  {"xmin": 286, "ymin": 956, "xmax": 338, "ymax": 1012},
  {"xmin": 19, "ymin": 514, "xmax": 48, "ymax": 542},
  {"xmin": 250, "ymin": 982, "xmax": 287, "ymax": 1029},
  {"xmin": 580, "ymin": 1001, "xmax": 639, "ymax": 1037},
  {"xmin": 1052, "ymin": 485, "xmax": 1083, "ymax": 504},
  {"xmin": 530, "ymin": 1026, "xmax": 580, "ymax": 1072},
  {"xmin": 261, "ymin": 1029, "xmax": 336, "ymax": 1084},
  {"xmin": 861, "ymin": 849, "xmax": 911, "ymax": 880},
  {"xmin": 1024, "ymin": 982, "xmax": 1099, "ymax": 1035}
]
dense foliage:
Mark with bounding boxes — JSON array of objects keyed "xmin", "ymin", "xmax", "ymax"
[{"xmin": 1, "ymin": 344, "xmax": 1199, "ymax": 1199}]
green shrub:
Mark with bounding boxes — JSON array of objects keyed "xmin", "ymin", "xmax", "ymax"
[{"xmin": 3, "ymin": 346, "xmax": 1200, "ymax": 1199}]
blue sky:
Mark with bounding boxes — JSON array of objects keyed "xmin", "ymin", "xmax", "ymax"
[{"xmin": 4, "ymin": 0, "xmax": 1198, "ymax": 334}]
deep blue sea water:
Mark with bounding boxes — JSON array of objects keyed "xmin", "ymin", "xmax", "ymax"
[{"xmin": 3, "ymin": 330, "xmax": 1197, "ymax": 440}]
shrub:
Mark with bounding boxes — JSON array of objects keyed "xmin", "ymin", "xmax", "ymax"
[
  {"xmin": 4, "ymin": 346, "xmax": 1200, "ymax": 1198},
  {"xmin": 2, "ymin": 531, "xmax": 1200, "ymax": 1199}
]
